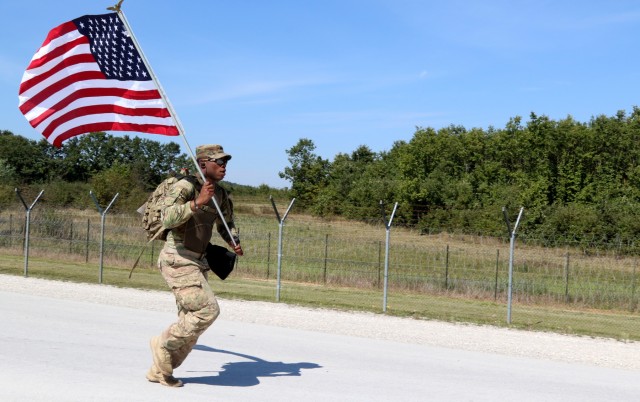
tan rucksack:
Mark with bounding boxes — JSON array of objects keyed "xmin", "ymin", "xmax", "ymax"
[
  {"xmin": 130, "ymin": 173, "xmax": 199, "ymax": 277},
  {"xmin": 139, "ymin": 174, "xmax": 199, "ymax": 241}
]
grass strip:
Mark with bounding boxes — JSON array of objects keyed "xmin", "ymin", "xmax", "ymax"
[{"xmin": 0, "ymin": 254, "xmax": 637, "ymax": 341}]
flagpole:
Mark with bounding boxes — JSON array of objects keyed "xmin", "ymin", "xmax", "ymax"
[{"xmin": 115, "ymin": 6, "xmax": 237, "ymax": 246}]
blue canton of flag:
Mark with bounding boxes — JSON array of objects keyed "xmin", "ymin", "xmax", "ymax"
[{"xmin": 73, "ymin": 13, "xmax": 151, "ymax": 81}]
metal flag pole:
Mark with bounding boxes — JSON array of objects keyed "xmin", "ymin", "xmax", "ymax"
[{"xmin": 113, "ymin": 3, "xmax": 236, "ymax": 246}]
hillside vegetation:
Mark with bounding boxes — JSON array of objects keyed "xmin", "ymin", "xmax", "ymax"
[{"xmin": 3, "ymin": 107, "xmax": 640, "ymax": 248}]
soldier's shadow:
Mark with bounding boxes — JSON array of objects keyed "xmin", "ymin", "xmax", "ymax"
[{"xmin": 181, "ymin": 345, "xmax": 322, "ymax": 387}]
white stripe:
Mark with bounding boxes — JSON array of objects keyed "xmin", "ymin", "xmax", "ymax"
[
  {"xmin": 18, "ymin": 61, "xmax": 101, "ymax": 108},
  {"xmin": 47, "ymin": 114, "xmax": 175, "ymax": 144},
  {"xmin": 31, "ymin": 29, "xmax": 83, "ymax": 62},
  {"xmin": 34, "ymin": 96, "xmax": 168, "ymax": 132},
  {"xmin": 20, "ymin": 43, "xmax": 91, "ymax": 86},
  {"xmin": 22, "ymin": 79, "xmax": 160, "ymax": 121}
]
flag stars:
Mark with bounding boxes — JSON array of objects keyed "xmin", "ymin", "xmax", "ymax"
[{"xmin": 74, "ymin": 13, "xmax": 151, "ymax": 81}]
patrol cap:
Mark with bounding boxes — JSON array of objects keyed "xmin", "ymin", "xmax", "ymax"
[{"xmin": 196, "ymin": 144, "xmax": 232, "ymax": 161}]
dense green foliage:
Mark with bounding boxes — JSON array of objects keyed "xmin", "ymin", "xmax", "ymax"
[
  {"xmin": 0, "ymin": 130, "xmax": 285, "ymax": 212},
  {"xmin": 5, "ymin": 106, "xmax": 640, "ymax": 244},
  {"xmin": 278, "ymin": 108, "xmax": 640, "ymax": 244}
]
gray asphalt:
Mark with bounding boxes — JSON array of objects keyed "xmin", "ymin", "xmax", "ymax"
[{"xmin": 1, "ymin": 289, "xmax": 639, "ymax": 401}]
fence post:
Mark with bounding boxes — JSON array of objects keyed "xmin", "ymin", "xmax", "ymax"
[
  {"xmin": 9, "ymin": 214, "xmax": 13, "ymax": 248},
  {"xmin": 85, "ymin": 219, "xmax": 90, "ymax": 263},
  {"xmin": 90, "ymin": 191, "xmax": 119, "ymax": 284},
  {"xmin": 503, "ymin": 206, "xmax": 524, "ymax": 324},
  {"xmin": 494, "ymin": 249, "xmax": 500, "ymax": 301},
  {"xmin": 267, "ymin": 232, "xmax": 271, "ymax": 279},
  {"xmin": 378, "ymin": 240, "xmax": 382, "ymax": 288},
  {"xmin": 15, "ymin": 189, "xmax": 44, "ymax": 278},
  {"xmin": 564, "ymin": 253, "xmax": 570, "ymax": 303},
  {"xmin": 380, "ymin": 200, "xmax": 399, "ymax": 313},
  {"xmin": 444, "ymin": 244, "xmax": 450, "ymax": 289},
  {"xmin": 69, "ymin": 221, "xmax": 74, "ymax": 254},
  {"xmin": 632, "ymin": 259, "xmax": 637, "ymax": 312},
  {"xmin": 270, "ymin": 196, "xmax": 295, "ymax": 302},
  {"xmin": 323, "ymin": 234, "xmax": 329, "ymax": 284}
]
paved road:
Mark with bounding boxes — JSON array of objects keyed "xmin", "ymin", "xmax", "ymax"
[{"xmin": 1, "ymin": 289, "xmax": 639, "ymax": 401}]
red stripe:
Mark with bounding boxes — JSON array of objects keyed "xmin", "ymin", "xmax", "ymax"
[
  {"xmin": 39, "ymin": 20, "xmax": 78, "ymax": 49},
  {"xmin": 41, "ymin": 104, "xmax": 172, "ymax": 137},
  {"xmin": 50, "ymin": 122, "xmax": 179, "ymax": 147},
  {"xmin": 29, "ymin": 87, "xmax": 163, "ymax": 128},
  {"xmin": 19, "ymin": 70, "xmax": 106, "ymax": 115},
  {"xmin": 20, "ymin": 53, "xmax": 96, "ymax": 95},
  {"xmin": 26, "ymin": 35, "xmax": 89, "ymax": 71}
]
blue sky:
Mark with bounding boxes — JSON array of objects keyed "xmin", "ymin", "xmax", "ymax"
[{"xmin": 2, "ymin": 1, "xmax": 640, "ymax": 188}]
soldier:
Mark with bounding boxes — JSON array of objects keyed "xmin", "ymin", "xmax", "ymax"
[{"xmin": 147, "ymin": 144, "xmax": 244, "ymax": 387}]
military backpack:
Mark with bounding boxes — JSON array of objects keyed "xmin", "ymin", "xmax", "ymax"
[
  {"xmin": 139, "ymin": 174, "xmax": 199, "ymax": 241},
  {"xmin": 130, "ymin": 173, "xmax": 199, "ymax": 277}
]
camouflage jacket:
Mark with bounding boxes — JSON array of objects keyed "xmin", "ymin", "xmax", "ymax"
[{"xmin": 160, "ymin": 177, "xmax": 237, "ymax": 254}]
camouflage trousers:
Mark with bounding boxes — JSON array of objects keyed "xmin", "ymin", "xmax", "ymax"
[{"xmin": 156, "ymin": 244, "xmax": 220, "ymax": 369}]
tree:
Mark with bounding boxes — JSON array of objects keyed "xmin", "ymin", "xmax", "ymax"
[
  {"xmin": 0, "ymin": 130, "xmax": 51, "ymax": 183},
  {"xmin": 279, "ymin": 138, "xmax": 329, "ymax": 208},
  {"xmin": 0, "ymin": 158, "xmax": 17, "ymax": 184}
]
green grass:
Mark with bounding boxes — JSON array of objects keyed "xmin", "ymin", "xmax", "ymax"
[{"xmin": 1, "ymin": 252, "xmax": 638, "ymax": 342}]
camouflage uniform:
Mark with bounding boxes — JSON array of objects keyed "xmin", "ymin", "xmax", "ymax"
[{"xmin": 148, "ymin": 145, "xmax": 238, "ymax": 386}]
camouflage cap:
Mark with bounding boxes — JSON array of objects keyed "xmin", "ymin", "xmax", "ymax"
[{"xmin": 196, "ymin": 144, "xmax": 232, "ymax": 161}]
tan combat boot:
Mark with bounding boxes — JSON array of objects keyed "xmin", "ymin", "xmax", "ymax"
[
  {"xmin": 146, "ymin": 363, "xmax": 183, "ymax": 387},
  {"xmin": 149, "ymin": 336, "xmax": 183, "ymax": 387}
]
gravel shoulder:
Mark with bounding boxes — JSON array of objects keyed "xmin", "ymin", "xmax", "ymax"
[{"xmin": 3, "ymin": 273, "xmax": 639, "ymax": 371}]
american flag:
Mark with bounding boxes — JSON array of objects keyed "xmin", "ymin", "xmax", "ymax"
[{"xmin": 18, "ymin": 12, "xmax": 179, "ymax": 147}]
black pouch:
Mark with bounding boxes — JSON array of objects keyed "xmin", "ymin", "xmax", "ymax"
[{"xmin": 205, "ymin": 243, "xmax": 236, "ymax": 280}]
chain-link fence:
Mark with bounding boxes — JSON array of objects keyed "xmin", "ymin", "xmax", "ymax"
[{"xmin": 1, "ymin": 207, "xmax": 638, "ymax": 336}]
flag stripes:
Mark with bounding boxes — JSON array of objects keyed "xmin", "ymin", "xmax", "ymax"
[{"xmin": 18, "ymin": 13, "xmax": 178, "ymax": 147}]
